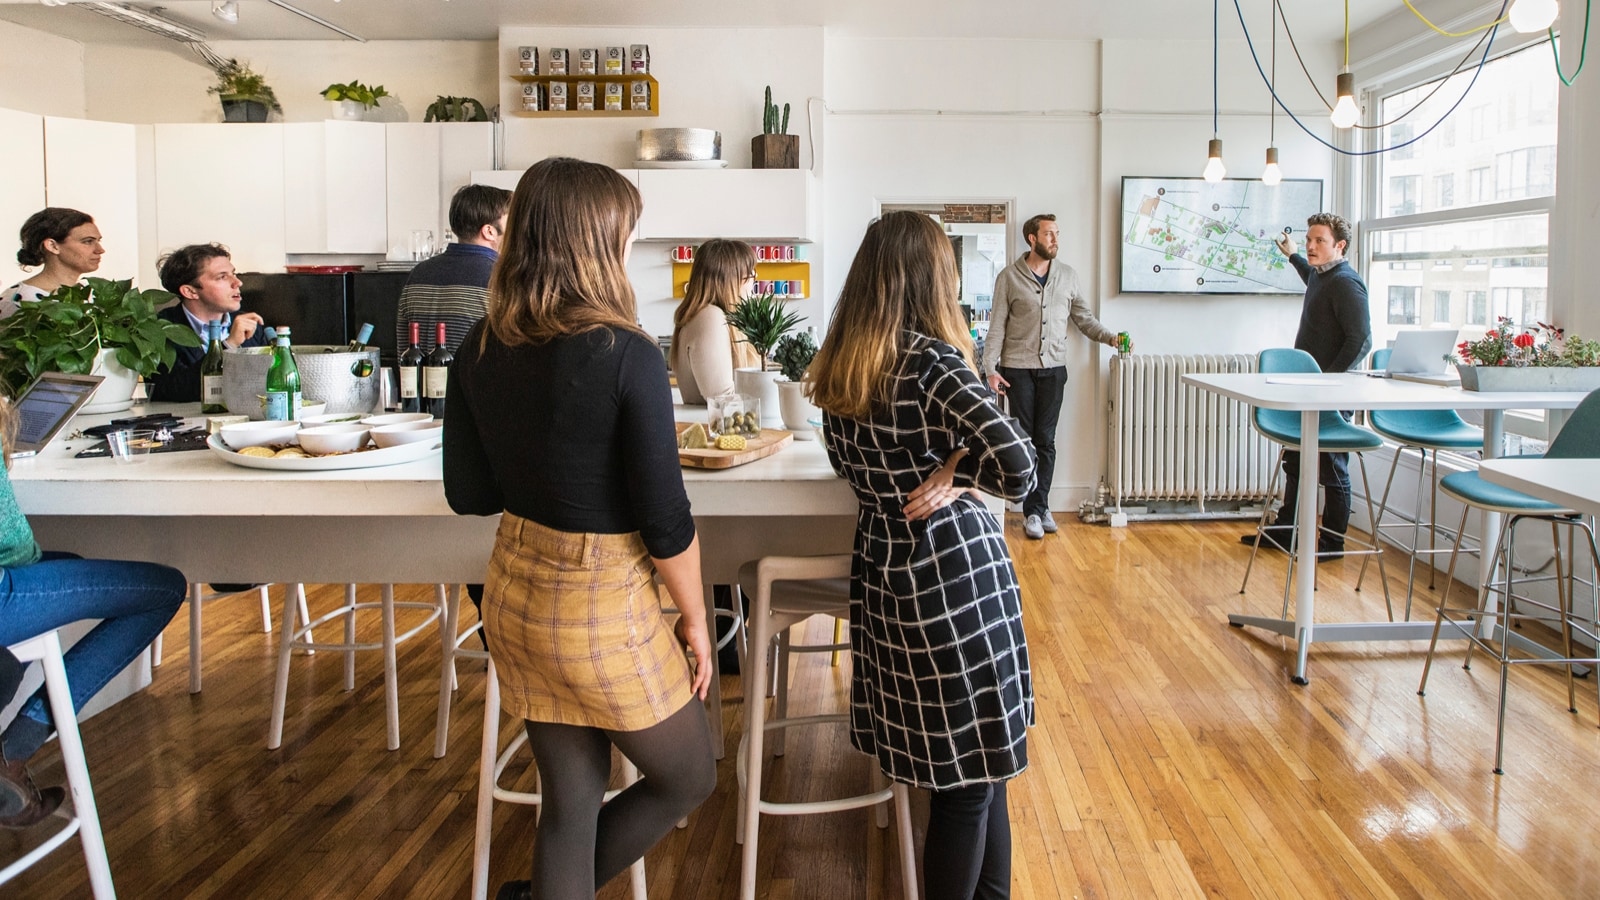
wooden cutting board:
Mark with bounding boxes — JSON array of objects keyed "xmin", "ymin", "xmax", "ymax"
[{"xmin": 675, "ymin": 423, "xmax": 794, "ymax": 469}]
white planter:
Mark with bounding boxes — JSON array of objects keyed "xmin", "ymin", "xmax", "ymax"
[
  {"xmin": 734, "ymin": 367, "xmax": 783, "ymax": 429},
  {"xmin": 84, "ymin": 348, "xmax": 138, "ymax": 414},
  {"xmin": 777, "ymin": 379, "xmax": 819, "ymax": 438},
  {"xmin": 329, "ymin": 99, "xmax": 366, "ymax": 121}
]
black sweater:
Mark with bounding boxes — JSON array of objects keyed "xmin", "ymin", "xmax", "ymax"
[
  {"xmin": 1289, "ymin": 255, "xmax": 1372, "ymax": 374},
  {"xmin": 443, "ymin": 322, "xmax": 696, "ymax": 560}
]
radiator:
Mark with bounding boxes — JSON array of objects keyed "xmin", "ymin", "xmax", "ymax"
[{"xmin": 1107, "ymin": 354, "xmax": 1276, "ymax": 508}]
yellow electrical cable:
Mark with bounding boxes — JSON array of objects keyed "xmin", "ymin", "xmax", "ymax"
[
  {"xmin": 1402, "ymin": 0, "xmax": 1509, "ymax": 37},
  {"xmin": 1345, "ymin": 0, "xmax": 1350, "ymax": 68}
]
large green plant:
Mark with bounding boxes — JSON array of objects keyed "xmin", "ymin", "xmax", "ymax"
[
  {"xmin": 208, "ymin": 58, "xmax": 282, "ymax": 112},
  {"xmin": 727, "ymin": 293, "xmax": 805, "ymax": 371},
  {"xmin": 322, "ymin": 80, "xmax": 390, "ymax": 109},
  {"xmin": 0, "ymin": 278, "xmax": 200, "ymax": 397},
  {"xmin": 424, "ymin": 95, "xmax": 490, "ymax": 122}
]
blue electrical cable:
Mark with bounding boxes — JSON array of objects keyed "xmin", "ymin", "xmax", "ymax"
[{"xmin": 1229, "ymin": 0, "xmax": 1508, "ymax": 157}]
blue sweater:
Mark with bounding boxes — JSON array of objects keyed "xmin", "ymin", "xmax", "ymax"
[{"xmin": 1289, "ymin": 255, "xmax": 1372, "ymax": 374}]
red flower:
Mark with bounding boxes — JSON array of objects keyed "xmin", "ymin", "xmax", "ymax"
[
  {"xmin": 1513, "ymin": 333, "xmax": 1536, "ymax": 349},
  {"xmin": 1486, "ymin": 330, "xmax": 1499, "ymax": 339}
]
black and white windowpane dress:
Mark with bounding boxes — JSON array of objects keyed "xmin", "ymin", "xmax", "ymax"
[{"xmin": 823, "ymin": 332, "xmax": 1038, "ymax": 790}]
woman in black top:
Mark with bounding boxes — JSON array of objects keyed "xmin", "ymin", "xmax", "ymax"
[
  {"xmin": 809, "ymin": 211, "xmax": 1036, "ymax": 899},
  {"xmin": 443, "ymin": 157, "xmax": 715, "ymax": 900}
]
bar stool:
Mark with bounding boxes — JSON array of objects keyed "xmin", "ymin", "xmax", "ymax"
[
  {"xmin": 470, "ymin": 656, "xmax": 646, "ymax": 900},
  {"xmin": 267, "ymin": 584, "xmax": 445, "ymax": 752},
  {"xmin": 0, "ymin": 631, "xmax": 114, "ymax": 899},
  {"xmin": 153, "ymin": 584, "xmax": 313, "ymax": 693},
  {"xmin": 734, "ymin": 554, "xmax": 918, "ymax": 900},
  {"xmin": 1419, "ymin": 389, "xmax": 1600, "ymax": 774},
  {"xmin": 435, "ymin": 584, "xmax": 485, "ymax": 758},
  {"xmin": 1355, "ymin": 347, "xmax": 1484, "ymax": 618},
  {"xmin": 1240, "ymin": 349, "xmax": 1393, "ymax": 618}
]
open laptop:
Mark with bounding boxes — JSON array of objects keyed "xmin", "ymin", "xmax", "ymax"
[
  {"xmin": 1369, "ymin": 329, "xmax": 1460, "ymax": 383},
  {"xmin": 6, "ymin": 372, "xmax": 104, "ymax": 459}
]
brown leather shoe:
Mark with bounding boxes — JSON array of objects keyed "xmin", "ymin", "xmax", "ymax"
[{"xmin": 0, "ymin": 757, "xmax": 65, "ymax": 829}]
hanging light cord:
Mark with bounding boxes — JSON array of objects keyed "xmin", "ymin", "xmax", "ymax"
[
  {"xmin": 1231, "ymin": 0, "xmax": 1506, "ymax": 156},
  {"xmin": 1403, "ymin": 0, "xmax": 1508, "ymax": 37},
  {"xmin": 1213, "ymin": 0, "xmax": 1220, "ymax": 138},
  {"xmin": 1269, "ymin": 0, "xmax": 1277, "ymax": 145},
  {"xmin": 1551, "ymin": 0, "xmax": 1593, "ymax": 84}
]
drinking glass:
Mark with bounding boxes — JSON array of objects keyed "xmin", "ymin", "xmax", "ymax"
[
  {"xmin": 410, "ymin": 230, "xmax": 435, "ymax": 261},
  {"xmin": 106, "ymin": 429, "xmax": 157, "ymax": 464}
]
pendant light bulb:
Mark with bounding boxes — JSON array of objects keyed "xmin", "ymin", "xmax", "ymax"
[
  {"xmin": 1330, "ymin": 72, "xmax": 1360, "ymax": 129},
  {"xmin": 1508, "ymin": 0, "xmax": 1559, "ymax": 32},
  {"xmin": 1262, "ymin": 147, "xmax": 1282, "ymax": 186},
  {"xmin": 1203, "ymin": 138, "xmax": 1226, "ymax": 183}
]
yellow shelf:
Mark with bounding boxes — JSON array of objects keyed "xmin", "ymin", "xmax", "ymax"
[
  {"xmin": 511, "ymin": 73, "xmax": 659, "ymax": 117},
  {"xmin": 672, "ymin": 258, "xmax": 809, "ymax": 299}
]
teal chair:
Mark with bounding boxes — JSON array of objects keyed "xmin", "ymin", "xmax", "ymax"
[
  {"xmin": 1356, "ymin": 346, "xmax": 1485, "ymax": 618},
  {"xmin": 1418, "ymin": 388, "xmax": 1600, "ymax": 774},
  {"xmin": 1240, "ymin": 349, "xmax": 1393, "ymax": 618}
]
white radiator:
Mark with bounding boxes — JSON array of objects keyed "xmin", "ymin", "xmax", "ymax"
[{"xmin": 1107, "ymin": 354, "xmax": 1276, "ymax": 508}]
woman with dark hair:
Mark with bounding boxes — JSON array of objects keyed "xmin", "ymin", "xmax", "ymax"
[
  {"xmin": 443, "ymin": 157, "xmax": 716, "ymax": 899},
  {"xmin": 809, "ymin": 210, "xmax": 1036, "ymax": 898},
  {"xmin": 3, "ymin": 208, "xmax": 103, "ymax": 319},
  {"xmin": 670, "ymin": 238, "xmax": 761, "ymax": 404},
  {"xmin": 0, "ymin": 393, "xmax": 185, "ymax": 828}
]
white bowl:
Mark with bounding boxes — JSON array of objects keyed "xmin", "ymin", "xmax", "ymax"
[
  {"xmin": 369, "ymin": 419, "xmax": 444, "ymax": 449},
  {"xmin": 220, "ymin": 419, "xmax": 300, "ymax": 450},
  {"xmin": 300, "ymin": 411, "xmax": 368, "ymax": 426},
  {"xmin": 296, "ymin": 422, "xmax": 371, "ymax": 455},
  {"xmin": 298, "ymin": 400, "xmax": 327, "ymax": 419},
  {"xmin": 361, "ymin": 412, "xmax": 434, "ymax": 427}
]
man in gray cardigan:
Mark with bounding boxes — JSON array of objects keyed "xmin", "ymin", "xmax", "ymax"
[{"xmin": 983, "ymin": 213, "xmax": 1123, "ymax": 540}]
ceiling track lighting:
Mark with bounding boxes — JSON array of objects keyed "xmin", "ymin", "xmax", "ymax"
[
  {"xmin": 1509, "ymin": 0, "xmax": 1560, "ymax": 33},
  {"xmin": 264, "ymin": 0, "xmax": 366, "ymax": 42},
  {"xmin": 212, "ymin": 0, "xmax": 238, "ymax": 25},
  {"xmin": 67, "ymin": 1, "xmax": 206, "ymax": 42}
]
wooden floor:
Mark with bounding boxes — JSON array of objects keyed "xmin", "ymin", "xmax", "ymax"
[{"xmin": 6, "ymin": 517, "xmax": 1600, "ymax": 898}]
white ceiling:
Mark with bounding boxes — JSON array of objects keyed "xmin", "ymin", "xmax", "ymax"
[{"xmin": 0, "ymin": 0, "xmax": 1434, "ymax": 46}]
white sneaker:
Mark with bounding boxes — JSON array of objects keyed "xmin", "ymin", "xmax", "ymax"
[
  {"xmin": 1023, "ymin": 515, "xmax": 1045, "ymax": 540},
  {"xmin": 1041, "ymin": 511, "xmax": 1058, "ymax": 533}
]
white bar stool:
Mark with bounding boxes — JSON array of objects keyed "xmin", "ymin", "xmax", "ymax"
[
  {"xmin": 435, "ymin": 584, "xmax": 487, "ymax": 758},
  {"xmin": 153, "ymin": 584, "xmax": 313, "ymax": 693},
  {"xmin": 471, "ymin": 656, "xmax": 646, "ymax": 900},
  {"xmin": 0, "ymin": 630, "xmax": 114, "ymax": 899},
  {"xmin": 734, "ymin": 554, "xmax": 918, "ymax": 900},
  {"xmin": 267, "ymin": 583, "xmax": 445, "ymax": 752}
]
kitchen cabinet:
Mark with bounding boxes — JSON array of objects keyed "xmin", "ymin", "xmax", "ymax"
[
  {"xmin": 386, "ymin": 123, "xmax": 496, "ymax": 259},
  {"xmin": 470, "ymin": 168, "xmax": 639, "ymax": 192},
  {"xmin": 284, "ymin": 121, "xmax": 387, "ymax": 254},
  {"xmin": 0, "ymin": 109, "xmax": 45, "ymax": 290},
  {"xmin": 44, "ymin": 117, "xmax": 140, "ymax": 284},
  {"xmin": 635, "ymin": 169, "xmax": 816, "ymax": 242},
  {"xmin": 153, "ymin": 124, "xmax": 286, "ymax": 275}
]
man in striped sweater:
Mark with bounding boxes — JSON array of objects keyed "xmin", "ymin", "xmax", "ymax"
[{"xmin": 395, "ymin": 184, "xmax": 512, "ymax": 355}]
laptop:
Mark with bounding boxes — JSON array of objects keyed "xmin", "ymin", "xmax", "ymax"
[
  {"xmin": 1368, "ymin": 329, "xmax": 1459, "ymax": 382},
  {"xmin": 6, "ymin": 372, "xmax": 104, "ymax": 459}
]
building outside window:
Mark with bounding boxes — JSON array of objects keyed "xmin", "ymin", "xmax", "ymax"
[
  {"xmin": 1388, "ymin": 286, "xmax": 1419, "ymax": 324},
  {"xmin": 1433, "ymin": 290, "xmax": 1452, "ymax": 324},
  {"xmin": 1467, "ymin": 290, "xmax": 1488, "ymax": 325},
  {"xmin": 1434, "ymin": 173, "xmax": 1455, "ymax": 209}
]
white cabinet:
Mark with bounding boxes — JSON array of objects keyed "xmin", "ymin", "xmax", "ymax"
[
  {"xmin": 284, "ymin": 121, "xmax": 387, "ymax": 254},
  {"xmin": 387, "ymin": 123, "xmax": 495, "ymax": 259},
  {"xmin": 0, "ymin": 109, "xmax": 45, "ymax": 290},
  {"xmin": 635, "ymin": 169, "xmax": 816, "ymax": 241},
  {"xmin": 153, "ymin": 124, "xmax": 286, "ymax": 275},
  {"xmin": 44, "ymin": 117, "xmax": 140, "ymax": 285}
]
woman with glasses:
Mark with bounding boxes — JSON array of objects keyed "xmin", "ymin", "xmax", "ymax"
[{"xmin": 669, "ymin": 238, "xmax": 761, "ymax": 404}]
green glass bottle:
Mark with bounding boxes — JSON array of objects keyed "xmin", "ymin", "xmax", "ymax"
[
  {"xmin": 200, "ymin": 322, "xmax": 228, "ymax": 414},
  {"xmin": 263, "ymin": 326, "xmax": 301, "ymax": 422}
]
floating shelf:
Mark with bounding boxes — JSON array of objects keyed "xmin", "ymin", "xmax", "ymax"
[{"xmin": 510, "ymin": 73, "xmax": 659, "ymax": 117}]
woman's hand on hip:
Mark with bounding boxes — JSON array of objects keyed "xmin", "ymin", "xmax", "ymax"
[
  {"xmin": 675, "ymin": 615, "xmax": 714, "ymax": 700},
  {"xmin": 904, "ymin": 448, "xmax": 969, "ymax": 521}
]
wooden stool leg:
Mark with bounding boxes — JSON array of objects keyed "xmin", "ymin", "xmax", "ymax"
[{"xmin": 189, "ymin": 582, "xmax": 204, "ymax": 694}]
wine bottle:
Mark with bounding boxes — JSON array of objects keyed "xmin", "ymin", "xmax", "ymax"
[
  {"xmin": 200, "ymin": 322, "xmax": 228, "ymax": 414},
  {"xmin": 264, "ymin": 326, "xmax": 302, "ymax": 422},
  {"xmin": 398, "ymin": 321, "xmax": 424, "ymax": 414},
  {"xmin": 347, "ymin": 322, "xmax": 375, "ymax": 351},
  {"xmin": 423, "ymin": 321, "xmax": 452, "ymax": 419}
]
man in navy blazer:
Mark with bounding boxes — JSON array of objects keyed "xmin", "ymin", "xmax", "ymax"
[{"xmin": 148, "ymin": 243, "xmax": 269, "ymax": 403}]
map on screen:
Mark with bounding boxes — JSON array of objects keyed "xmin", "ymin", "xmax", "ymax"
[{"xmin": 1119, "ymin": 177, "xmax": 1324, "ymax": 295}]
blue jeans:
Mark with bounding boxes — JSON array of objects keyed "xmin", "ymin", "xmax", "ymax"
[{"xmin": 0, "ymin": 551, "xmax": 186, "ymax": 761}]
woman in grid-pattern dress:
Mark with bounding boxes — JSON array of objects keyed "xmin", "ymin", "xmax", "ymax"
[{"xmin": 810, "ymin": 210, "xmax": 1036, "ymax": 900}]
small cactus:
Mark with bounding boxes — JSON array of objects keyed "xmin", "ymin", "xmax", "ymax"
[
  {"xmin": 761, "ymin": 85, "xmax": 790, "ymax": 136},
  {"xmin": 781, "ymin": 103, "xmax": 790, "ymax": 135}
]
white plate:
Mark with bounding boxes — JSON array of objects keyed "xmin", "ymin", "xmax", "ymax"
[
  {"xmin": 206, "ymin": 433, "xmax": 441, "ymax": 471},
  {"xmin": 635, "ymin": 159, "xmax": 729, "ymax": 169}
]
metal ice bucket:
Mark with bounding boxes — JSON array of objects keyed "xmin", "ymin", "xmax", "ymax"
[{"xmin": 222, "ymin": 346, "xmax": 381, "ymax": 419}]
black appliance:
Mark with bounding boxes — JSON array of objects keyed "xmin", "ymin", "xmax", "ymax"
[{"xmin": 239, "ymin": 271, "xmax": 410, "ymax": 364}]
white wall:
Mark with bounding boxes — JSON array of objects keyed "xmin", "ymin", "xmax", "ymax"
[{"xmin": 0, "ymin": 19, "xmax": 84, "ymax": 118}]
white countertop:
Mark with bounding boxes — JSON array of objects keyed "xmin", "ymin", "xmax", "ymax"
[
  {"xmin": 1478, "ymin": 458, "xmax": 1600, "ymax": 518},
  {"xmin": 1181, "ymin": 372, "xmax": 1585, "ymax": 412}
]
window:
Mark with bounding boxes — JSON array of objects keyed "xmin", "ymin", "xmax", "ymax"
[
  {"xmin": 1433, "ymin": 290, "xmax": 1452, "ymax": 323},
  {"xmin": 1468, "ymin": 167, "xmax": 1491, "ymax": 204},
  {"xmin": 1389, "ymin": 122, "xmax": 1416, "ymax": 160},
  {"xmin": 1492, "ymin": 286, "xmax": 1547, "ymax": 326},
  {"xmin": 1467, "ymin": 291, "xmax": 1488, "ymax": 325},
  {"xmin": 1494, "ymin": 145, "xmax": 1556, "ymax": 201},
  {"xmin": 1388, "ymin": 286, "xmax": 1419, "ymax": 324},
  {"xmin": 1388, "ymin": 176, "xmax": 1421, "ymax": 216},
  {"xmin": 1434, "ymin": 173, "xmax": 1455, "ymax": 209},
  {"xmin": 1469, "ymin": 105, "xmax": 1488, "ymax": 140},
  {"xmin": 1436, "ymin": 118, "xmax": 1455, "ymax": 148}
]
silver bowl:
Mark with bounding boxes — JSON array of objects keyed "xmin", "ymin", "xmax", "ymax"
[{"xmin": 636, "ymin": 128, "xmax": 721, "ymax": 161}]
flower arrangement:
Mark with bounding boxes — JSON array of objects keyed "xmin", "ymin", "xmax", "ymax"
[{"xmin": 1456, "ymin": 318, "xmax": 1600, "ymax": 368}]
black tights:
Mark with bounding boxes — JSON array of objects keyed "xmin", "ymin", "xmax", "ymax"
[
  {"xmin": 521, "ymin": 699, "xmax": 716, "ymax": 898},
  {"xmin": 924, "ymin": 781, "xmax": 1012, "ymax": 900}
]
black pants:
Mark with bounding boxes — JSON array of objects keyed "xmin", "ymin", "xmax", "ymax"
[
  {"xmin": 924, "ymin": 781, "xmax": 1012, "ymax": 900},
  {"xmin": 997, "ymin": 365, "xmax": 1066, "ymax": 519},
  {"xmin": 1275, "ymin": 448, "xmax": 1352, "ymax": 549}
]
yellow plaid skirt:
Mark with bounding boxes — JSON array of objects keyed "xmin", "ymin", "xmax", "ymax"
[{"xmin": 482, "ymin": 513, "xmax": 694, "ymax": 732}]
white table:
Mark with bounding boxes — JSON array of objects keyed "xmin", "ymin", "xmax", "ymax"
[
  {"xmin": 1182, "ymin": 373, "xmax": 1585, "ymax": 684},
  {"xmin": 1479, "ymin": 458, "xmax": 1600, "ymax": 519}
]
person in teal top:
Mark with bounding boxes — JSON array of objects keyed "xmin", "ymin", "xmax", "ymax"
[{"xmin": 0, "ymin": 396, "xmax": 186, "ymax": 829}]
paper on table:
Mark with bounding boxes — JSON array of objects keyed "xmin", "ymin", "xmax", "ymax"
[{"xmin": 1265, "ymin": 376, "xmax": 1341, "ymax": 386}]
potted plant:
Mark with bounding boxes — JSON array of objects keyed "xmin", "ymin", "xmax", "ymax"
[
  {"xmin": 0, "ymin": 278, "xmax": 201, "ymax": 412},
  {"xmin": 726, "ymin": 292, "xmax": 805, "ymax": 428},
  {"xmin": 208, "ymin": 58, "xmax": 281, "ymax": 123},
  {"xmin": 322, "ymin": 80, "xmax": 390, "ymax": 120},
  {"xmin": 772, "ymin": 329, "xmax": 820, "ymax": 436},
  {"xmin": 752, "ymin": 85, "xmax": 798, "ymax": 169},
  {"xmin": 424, "ymin": 95, "xmax": 491, "ymax": 122},
  {"xmin": 1455, "ymin": 318, "xmax": 1600, "ymax": 391}
]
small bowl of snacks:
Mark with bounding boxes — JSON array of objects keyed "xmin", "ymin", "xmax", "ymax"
[
  {"xmin": 362, "ymin": 412, "xmax": 434, "ymax": 427},
  {"xmin": 369, "ymin": 419, "xmax": 444, "ymax": 449},
  {"xmin": 220, "ymin": 419, "xmax": 300, "ymax": 450},
  {"xmin": 296, "ymin": 422, "xmax": 372, "ymax": 455},
  {"xmin": 298, "ymin": 399, "xmax": 327, "ymax": 419},
  {"xmin": 300, "ymin": 411, "xmax": 368, "ymax": 426}
]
